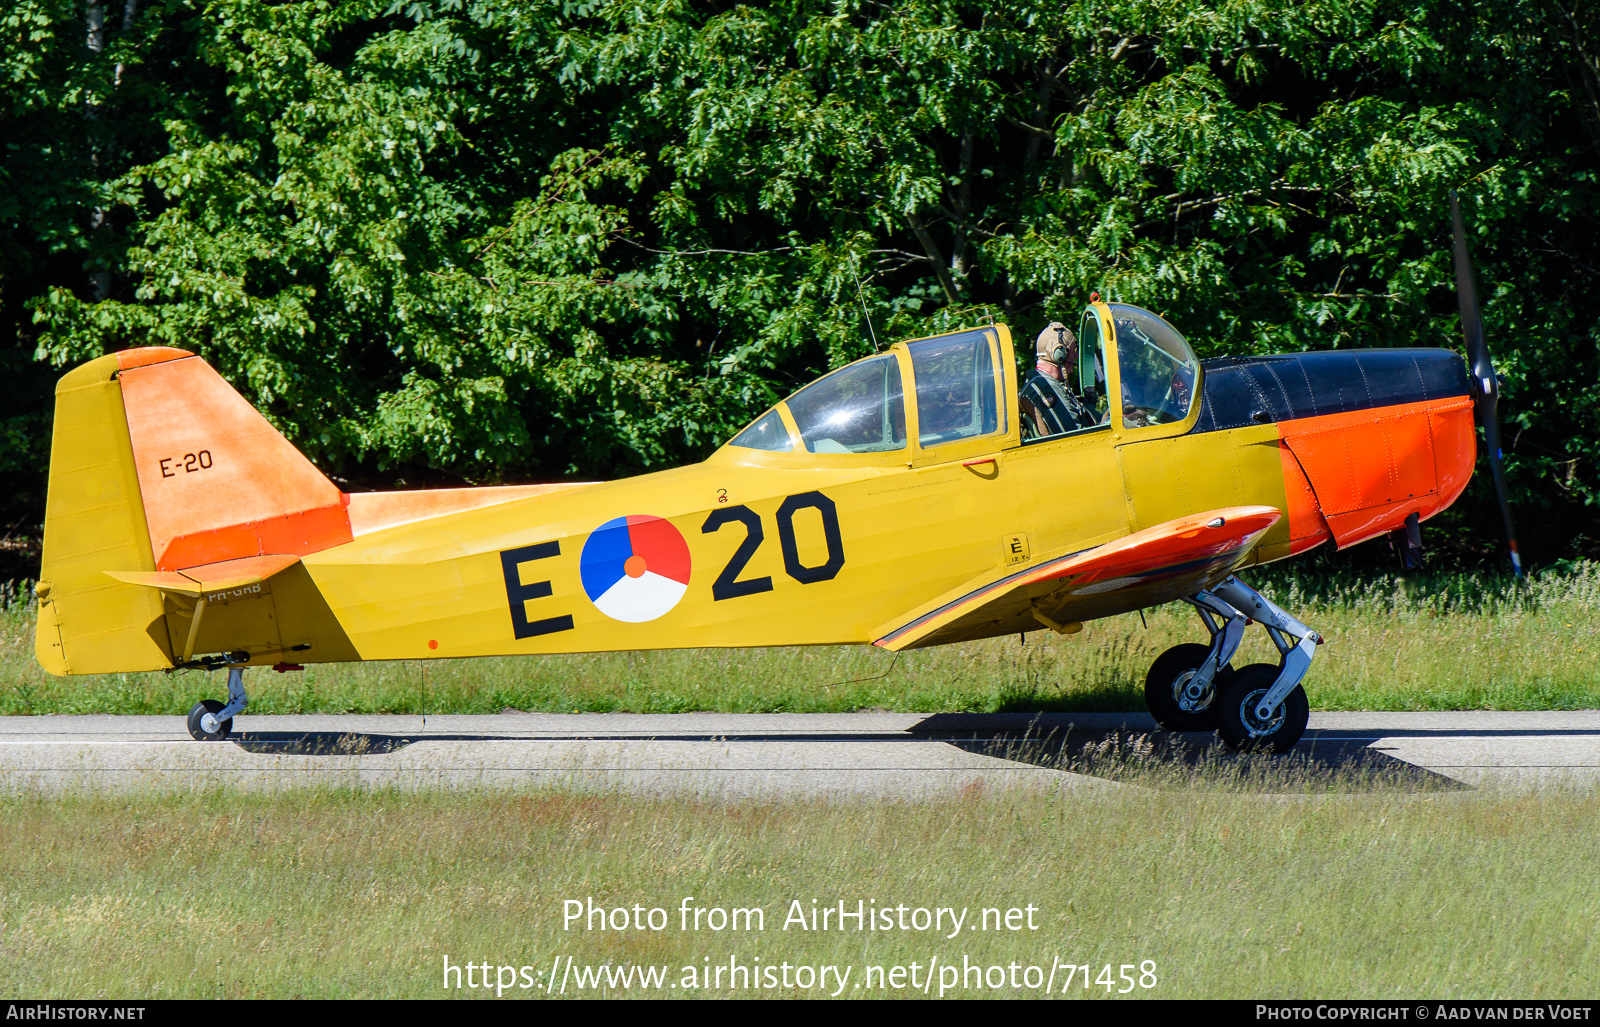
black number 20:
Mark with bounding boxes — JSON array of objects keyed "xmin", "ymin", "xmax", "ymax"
[
  {"xmin": 701, "ymin": 506, "xmax": 772, "ymax": 600},
  {"xmin": 776, "ymin": 492, "xmax": 845, "ymax": 583},
  {"xmin": 701, "ymin": 491, "xmax": 844, "ymax": 601}
]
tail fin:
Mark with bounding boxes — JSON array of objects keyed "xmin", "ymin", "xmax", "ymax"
[
  {"xmin": 113, "ymin": 348, "xmax": 349, "ymax": 569},
  {"xmin": 36, "ymin": 348, "xmax": 354, "ymax": 675}
]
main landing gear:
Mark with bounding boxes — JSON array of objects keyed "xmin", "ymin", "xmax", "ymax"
[
  {"xmin": 1142, "ymin": 576, "xmax": 1320, "ymax": 754},
  {"xmin": 187, "ymin": 664, "xmax": 248, "ymax": 741}
]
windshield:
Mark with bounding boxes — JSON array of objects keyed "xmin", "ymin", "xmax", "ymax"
[
  {"xmin": 783, "ymin": 353, "xmax": 907, "ymax": 454},
  {"xmin": 726, "ymin": 407, "xmax": 793, "ymax": 452},
  {"xmin": 1109, "ymin": 303, "xmax": 1198, "ymax": 427}
]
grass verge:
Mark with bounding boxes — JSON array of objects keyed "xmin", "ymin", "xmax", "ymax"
[
  {"xmin": 1, "ymin": 782, "xmax": 1596, "ymax": 998},
  {"xmin": 3, "ymin": 564, "xmax": 1598, "ymax": 715}
]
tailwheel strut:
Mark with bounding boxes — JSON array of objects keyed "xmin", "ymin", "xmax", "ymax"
[{"xmin": 187, "ymin": 664, "xmax": 248, "ymax": 741}]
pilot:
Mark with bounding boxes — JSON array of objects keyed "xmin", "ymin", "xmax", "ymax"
[{"xmin": 1019, "ymin": 322, "xmax": 1094, "ymax": 438}]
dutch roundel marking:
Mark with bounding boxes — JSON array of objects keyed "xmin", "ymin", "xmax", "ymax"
[{"xmin": 579, "ymin": 515, "xmax": 693, "ymax": 623}]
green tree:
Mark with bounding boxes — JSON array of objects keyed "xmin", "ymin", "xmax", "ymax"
[{"xmin": 7, "ymin": 0, "xmax": 1599, "ymax": 569}]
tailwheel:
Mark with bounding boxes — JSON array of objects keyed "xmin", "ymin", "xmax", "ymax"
[
  {"xmin": 1215, "ymin": 664, "xmax": 1309, "ymax": 754},
  {"xmin": 187, "ymin": 699, "xmax": 232, "ymax": 741},
  {"xmin": 1143, "ymin": 643, "xmax": 1229, "ymax": 731}
]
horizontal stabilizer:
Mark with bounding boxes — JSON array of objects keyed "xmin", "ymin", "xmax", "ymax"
[
  {"xmin": 105, "ymin": 554, "xmax": 302, "ymax": 597},
  {"xmin": 874, "ymin": 506, "xmax": 1281, "ymax": 651}
]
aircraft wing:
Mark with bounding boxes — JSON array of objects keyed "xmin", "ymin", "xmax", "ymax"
[{"xmin": 873, "ymin": 506, "xmax": 1281, "ymax": 651}]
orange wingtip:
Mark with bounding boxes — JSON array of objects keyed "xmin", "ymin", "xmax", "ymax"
[{"xmin": 1037, "ymin": 506, "xmax": 1281, "ymax": 588}]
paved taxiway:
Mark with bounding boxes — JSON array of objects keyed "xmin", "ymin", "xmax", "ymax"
[{"xmin": 2, "ymin": 711, "xmax": 1598, "ymax": 796}]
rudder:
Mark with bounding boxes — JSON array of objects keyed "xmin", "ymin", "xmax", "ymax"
[{"xmin": 36, "ymin": 354, "xmax": 170, "ymax": 674}]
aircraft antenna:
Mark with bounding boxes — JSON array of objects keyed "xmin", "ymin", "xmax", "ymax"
[{"xmin": 852, "ymin": 255, "xmax": 881, "ymax": 352}]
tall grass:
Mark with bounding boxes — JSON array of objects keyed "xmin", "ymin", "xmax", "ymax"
[
  {"xmin": 3, "ymin": 563, "xmax": 1598, "ymax": 715},
  {"xmin": 1, "ymin": 785, "xmax": 1597, "ymax": 998}
]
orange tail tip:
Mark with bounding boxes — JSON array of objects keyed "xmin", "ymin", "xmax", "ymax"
[
  {"xmin": 116, "ymin": 348, "xmax": 588, "ymax": 566},
  {"xmin": 116, "ymin": 350, "xmax": 351, "ymax": 570}
]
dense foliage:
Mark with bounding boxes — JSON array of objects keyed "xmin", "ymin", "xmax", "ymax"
[{"xmin": 3, "ymin": 0, "xmax": 1598, "ymax": 572}]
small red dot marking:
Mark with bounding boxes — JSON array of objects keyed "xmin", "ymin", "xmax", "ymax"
[
  {"xmin": 624, "ymin": 555, "xmax": 647, "ymax": 578},
  {"xmin": 428, "ymin": 639, "xmax": 438, "ymax": 650}
]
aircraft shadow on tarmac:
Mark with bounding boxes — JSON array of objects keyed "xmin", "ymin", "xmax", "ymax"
[
  {"xmin": 928, "ymin": 730, "xmax": 1468, "ymax": 792},
  {"xmin": 233, "ymin": 733, "xmax": 416, "ymax": 756},
  {"xmin": 230, "ymin": 715, "xmax": 1470, "ymax": 792}
]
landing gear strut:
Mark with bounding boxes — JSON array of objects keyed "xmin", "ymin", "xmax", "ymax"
[
  {"xmin": 1142, "ymin": 577, "xmax": 1320, "ymax": 754},
  {"xmin": 187, "ymin": 664, "xmax": 248, "ymax": 741},
  {"xmin": 1143, "ymin": 591, "xmax": 1250, "ymax": 731}
]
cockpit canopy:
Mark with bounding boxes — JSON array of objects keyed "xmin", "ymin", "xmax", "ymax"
[
  {"xmin": 1084, "ymin": 303, "xmax": 1199, "ymax": 429},
  {"xmin": 788, "ymin": 352, "xmax": 906, "ymax": 454},
  {"xmin": 726, "ymin": 327, "xmax": 1004, "ymax": 456},
  {"xmin": 723, "ymin": 301, "xmax": 1199, "ymax": 457}
]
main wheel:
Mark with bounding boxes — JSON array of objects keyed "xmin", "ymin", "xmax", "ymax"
[
  {"xmin": 1144, "ymin": 643, "xmax": 1229, "ymax": 731},
  {"xmin": 1215, "ymin": 664, "xmax": 1309, "ymax": 754},
  {"xmin": 186, "ymin": 699, "xmax": 232, "ymax": 741}
]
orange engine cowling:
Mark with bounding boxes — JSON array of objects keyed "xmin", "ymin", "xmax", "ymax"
[
  {"xmin": 1193, "ymin": 348, "xmax": 1478, "ymax": 557},
  {"xmin": 1278, "ymin": 395, "xmax": 1477, "ymax": 552}
]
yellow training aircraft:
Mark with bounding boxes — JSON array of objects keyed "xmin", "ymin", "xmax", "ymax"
[{"xmin": 34, "ymin": 231, "xmax": 1507, "ymax": 753}]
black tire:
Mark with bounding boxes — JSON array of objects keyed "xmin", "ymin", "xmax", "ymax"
[
  {"xmin": 1215, "ymin": 663, "xmax": 1310, "ymax": 754},
  {"xmin": 187, "ymin": 699, "xmax": 232, "ymax": 741},
  {"xmin": 1143, "ymin": 643, "xmax": 1229, "ymax": 731}
]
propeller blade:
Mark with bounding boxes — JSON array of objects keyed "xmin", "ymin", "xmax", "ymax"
[{"xmin": 1449, "ymin": 190, "xmax": 1522, "ymax": 577}]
